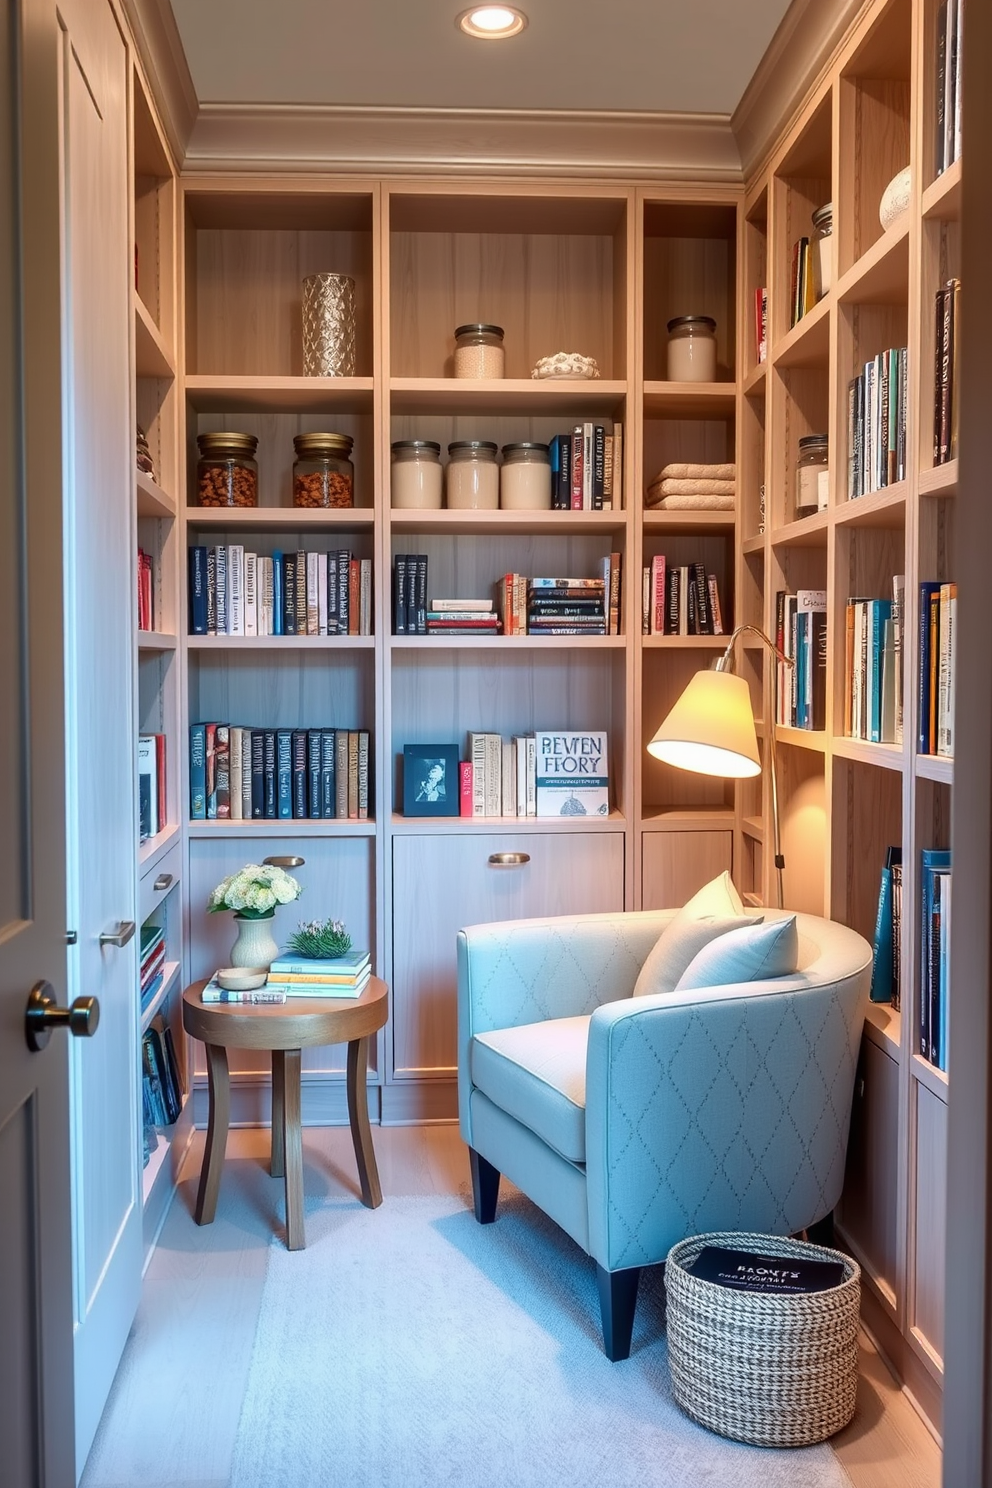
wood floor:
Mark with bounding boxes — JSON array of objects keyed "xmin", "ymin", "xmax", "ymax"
[{"xmin": 80, "ymin": 1123, "xmax": 941, "ymax": 1488}]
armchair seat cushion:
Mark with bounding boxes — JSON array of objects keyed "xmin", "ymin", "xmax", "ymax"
[{"xmin": 470, "ymin": 1016, "xmax": 590, "ymax": 1164}]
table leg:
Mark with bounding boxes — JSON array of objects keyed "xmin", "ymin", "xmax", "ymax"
[
  {"xmin": 281, "ymin": 1048, "xmax": 305, "ymax": 1250},
  {"xmin": 270, "ymin": 1050, "xmax": 285, "ymax": 1179},
  {"xmin": 347, "ymin": 1036, "xmax": 382, "ymax": 1209},
  {"xmin": 195, "ymin": 1042, "xmax": 230, "ymax": 1226}
]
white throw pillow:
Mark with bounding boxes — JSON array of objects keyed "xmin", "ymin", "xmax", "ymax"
[
  {"xmin": 674, "ymin": 915, "xmax": 800, "ymax": 991},
  {"xmin": 632, "ymin": 872, "xmax": 753, "ymax": 999}
]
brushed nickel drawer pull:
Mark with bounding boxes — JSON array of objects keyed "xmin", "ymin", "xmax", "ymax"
[
  {"xmin": 488, "ymin": 852, "xmax": 530, "ymax": 867},
  {"xmin": 153, "ymin": 873, "xmax": 173, "ymax": 892},
  {"xmin": 99, "ymin": 920, "xmax": 136, "ymax": 949}
]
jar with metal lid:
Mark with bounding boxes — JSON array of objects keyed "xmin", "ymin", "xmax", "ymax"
[
  {"xmin": 666, "ymin": 315, "xmax": 717, "ymax": 382},
  {"xmin": 196, "ymin": 432, "xmax": 258, "ymax": 507},
  {"xmin": 796, "ymin": 433, "xmax": 829, "ymax": 518},
  {"xmin": 811, "ymin": 202, "xmax": 833, "ymax": 300},
  {"xmin": 453, "ymin": 323, "xmax": 505, "ymax": 380},
  {"xmin": 391, "ymin": 440, "xmax": 443, "ymax": 509},
  {"xmin": 500, "ymin": 442, "xmax": 551, "ymax": 510},
  {"xmin": 446, "ymin": 441, "xmax": 499, "ymax": 509},
  {"xmin": 293, "ymin": 432, "xmax": 354, "ymax": 508}
]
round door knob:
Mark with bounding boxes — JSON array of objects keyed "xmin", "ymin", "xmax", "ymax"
[{"xmin": 25, "ymin": 981, "xmax": 101, "ymax": 1053}]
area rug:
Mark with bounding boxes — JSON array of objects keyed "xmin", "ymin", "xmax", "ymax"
[{"xmin": 229, "ymin": 1192, "xmax": 851, "ymax": 1488}]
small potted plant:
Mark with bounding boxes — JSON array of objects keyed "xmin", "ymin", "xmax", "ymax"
[
  {"xmin": 207, "ymin": 863, "xmax": 302, "ymax": 968},
  {"xmin": 285, "ymin": 917, "xmax": 353, "ymax": 960}
]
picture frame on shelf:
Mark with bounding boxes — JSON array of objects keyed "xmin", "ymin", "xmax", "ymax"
[{"xmin": 402, "ymin": 744, "xmax": 460, "ymax": 817}]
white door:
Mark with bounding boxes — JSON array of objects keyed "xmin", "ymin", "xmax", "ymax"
[
  {"xmin": 56, "ymin": 0, "xmax": 142, "ymax": 1471},
  {"xmin": 0, "ymin": 0, "xmax": 76, "ymax": 1482}
]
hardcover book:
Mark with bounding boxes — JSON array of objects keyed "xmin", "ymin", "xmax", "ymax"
[
  {"xmin": 534, "ymin": 731, "xmax": 608, "ymax": 818},
  {"xmin": 686, "ymin": 1244, "xmax": 845, "ymax": 1295}
]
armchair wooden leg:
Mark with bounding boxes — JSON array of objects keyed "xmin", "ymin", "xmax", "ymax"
[
  {"xmin": 596, "ymin": 1264, "xmax": 641, "ymax": 1362},
  {"xmin": 469, "ymin": 1148, "xmax": 500, "ymax": 1224}
]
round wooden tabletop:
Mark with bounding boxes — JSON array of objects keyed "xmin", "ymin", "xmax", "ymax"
[{"xmin": 182, "ymin": 975, "xmax": 389, "ymax": 1051}]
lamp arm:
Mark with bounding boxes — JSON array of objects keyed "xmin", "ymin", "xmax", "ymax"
[
  {"xmin": 715, "ymin": 623, "xmax": 793, "ymax": 673},
  {"xmin": 714, "ymin": 623, "xmax": 789, "ymax": 910}
]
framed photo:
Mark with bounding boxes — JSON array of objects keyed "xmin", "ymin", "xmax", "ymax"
[{"xmin": 402, "ymin": 744, "xmax": 461, "ymax": 817}]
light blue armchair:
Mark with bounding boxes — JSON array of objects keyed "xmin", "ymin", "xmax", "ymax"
[{"xmin": 457, "ymin": 907, "xmax": 872, "ymax": 1359}]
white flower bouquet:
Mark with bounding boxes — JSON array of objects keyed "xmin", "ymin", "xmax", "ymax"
[{"xmin": 207, "ymin": 863, "xmax": 302, "ymax": 920}]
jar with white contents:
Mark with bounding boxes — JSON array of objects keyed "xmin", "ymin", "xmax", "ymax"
[
  {"xmin": 500, "ymin": 443, "xmax": 551, "ymax": 510},
  {"xmin": 795, "ymin": 434, "xmax": 829, "ymax": 518},
  {"xmin": 453, "ymin": 324, "xmax": 505, "ymax": 379},
  {"xmin": 390, "ymin": 441, "xmax": 443, "ymax": 509},
  {"xmin": 666, "ymin": 315, "xmax": 717, "ymax": 382},
  {"xmin": 446, "ymin": 441, "xmax": 499, "ymax": 509}
]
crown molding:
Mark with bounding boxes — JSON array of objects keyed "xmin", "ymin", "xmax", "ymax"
[
  {"xmin": 732, "ymin": 0, "xmax": 864, "ymax": 180},
  {"xmin": 120, "ymin": 0, "xmax": 197, "ymax": 162},
  {"xmin": 182, "ymin": 103, "xmax": 743, "ymax": 182}
]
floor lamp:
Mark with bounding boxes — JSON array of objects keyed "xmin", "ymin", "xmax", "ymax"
[{"xmin": 646, "ymin": 624, "xmax": 793, "ymax": 910}]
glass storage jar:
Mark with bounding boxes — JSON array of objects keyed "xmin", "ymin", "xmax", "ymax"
[
  {"xmin": 293, "ymin": 432, "xmax": 354, "ymax": 508},
  {"xmin": 453, "ymin": 323, "xmax": 505, "ymax": 379},
  {"xmin": 196, "ymin": 432, "xmax": 258, "ymax": 507},
  {"xmin": 666, "ymin": 315, "xmax": 717, "ymax": 381},
  {"xmin": 811, "ymin": 202, "xmax": 833, "ymax": 300},
  {"xmin": 500, "ymin": 442, "xmax": 551, "ymax": 510},
  {"xmin": 390, "ymin": 440, "xmax": 443, "ymax": 509},
  {"xmin": 446, "ymin": 441, "xmax": 499, "ymax": 509},
  {"xmin": 795, "ymin": 433, "xmax": 829, "ymax": 517}
]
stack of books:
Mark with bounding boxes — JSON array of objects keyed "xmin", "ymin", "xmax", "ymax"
[
  {"xmin": 918, "ymin": 579, "xmax": 956, "ymax": 758},
  {"xmin": 393, "ymin": 553, "xmax": 427, "ymax": 634},
  {"xmin": 546, "ymin": 423, "xmax": 623, "ymax": 510},
  {"xmin": 427, "ymin": 599, "xmax": 499, "ymax": 636},
  {"xmin": 190, "ymin": 723, "xmax": 370, "ymax": 820},
  {"xmin": 189, "ymin": 546, "xmax": 372, "ymax": 638},
  {"xmin": 777, "ymin": 590, "xmax": 827, "ymax": 731},
  {"xmin": 644, "ymin": 557, "xmax": 725, "ymax": 636},
  {"xmin": 142, "ymin": 1017, "xmax": 182, "ymax": 1144},
  {"xmin": 847, "ymin": 348, "xmax": 909, "ymax": 499},
  {"xmin": 843, "ymin": 577, "xmax": 905, "ymax": 745},
  {"xmin": 920, "ymin": 848, "xmax": 952, "ymax": 1071},
  {"xmin": 139, "ymin": 922, "xmax": 166, "ymax": 1012},
  {"xmin": 933, "ymin": 278, "xmax": 960, "ymax": 467},
  {"xmin": 202, "ymin": 951, "xmax": 372, "ymax": 1001},
  {"xmin": 496, "ymin": 559, "xmax": 620, "ymax": 637}
]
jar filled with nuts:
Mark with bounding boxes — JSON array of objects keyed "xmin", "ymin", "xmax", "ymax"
[
  {"xmin": 196, "ymin": 432, "xmax": 259, "ymax": 507},
  {"xmin": 293, "ymin": 432, "xmax": 354, "ymax": 509}
]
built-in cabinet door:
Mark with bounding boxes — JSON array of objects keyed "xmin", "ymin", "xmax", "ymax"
[
  {"xmin": 391, "ymin": 831, "xmax": 625, "ymax": 1079},
  {"xmin": 58, "ymin": 0, "xmax": 139, "ymax": 1471},
  {"xmin": 836, "ymin": 1035, "xmax": 899, "ymax": 1297},
  {"xmin": 641, "ymin": 829, "xmax": 733, "ymax": 909}
]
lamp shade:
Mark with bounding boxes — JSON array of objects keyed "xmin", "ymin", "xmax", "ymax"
[{"xmin": 647, "ymin": 669, "xmax": 761, "ymax": 778}]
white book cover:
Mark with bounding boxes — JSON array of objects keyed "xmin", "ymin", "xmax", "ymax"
[
  {"xmin": 501, "ymin": 738, "xmax": 516, "ymax": 818},
  {"xmin": 227, "ymin": 544, "xmax": 244, "ymax": 635},
  {"xmin": 215, "ymin": 544, "xmax": 228, "ymax": 634},
  {"xmin": 535, "ymin": 731, "xmax": 608, "ymax": 818},
  {"xmin": 230, "ymin": 726, "xmax": 243, "ymax": 820},
  {"xmin": 513, "ymin": 736, "xmax": 527, "ymax": 816},
  {"xmin": 468, "ymin": 731, "xmax": 487, "ymax": 817},
  {"xmin": 241, "ymin": 729, "xmax": 253, "ymax": 819},
  {"xmin": 525, "ymin": 736, "xmax": 536, "ymax": 816},
  {"xmin": 137, "ymin": 734, "xmax": 157, "ymax": 841},
  {"xmin": 360, "ymin": 557, "xmax": 372, "ymax": 635},
  {"xmin": 317, "ymin": 553, "xmax": 328, "ymax": 635},
  {"xmin": 852, "ymin": 601, "xmax": 865, "ymax": 740},
  {"xmin": 612, "ymin": 423, "xmax": 623, "ymax": 509},
  {"xmin": 258, "ymin": 556, "xmax": 273, "ymax": 636},
  {"xmin": 307, "ymin": 552, "xmax": 320, "ymax": 636},
  {"xmin": 485, "ymin": 733, "xmax": 502, "ymax": 816},
  {"xmin": 244, "ymin": 552, "xmax": 258, "ymax": 636},
  {"xmin": 892, "ymin": 573, "xmax": 905, "ymax": 744},
  {"xmin": 582, "ymin": 422, "xmax": 594, "ymax": 509},
  {"xmin": 678, "ymin": 566, "xmax": 690, "ymax": 636}
]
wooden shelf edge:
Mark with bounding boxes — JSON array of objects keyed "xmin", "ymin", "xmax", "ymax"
[
  {"xmin": 138, "ymin": 823, "xmax": 180, "ymax": 870},
  {"xmin": 922, "ymin": 156, "xmax": 962, "ymax": 221},
  {"xmin": 134, "ymin": 294, "xmax": 175, "ymax": 379},
  {"xmin": 769, "ymin": 512, "xmax": 829, "ymax": 547},
  {"xmin": 187, "ymin": 818, "xmax": 376, "ymax": 838},
  {"xmin": 137, "ymin": 630, "xmax": 177, "ymax": 652},
  {"xmin": 136, "ymin": 469, "xmax": 176, "ymax": 519},
  {"xmin": 642, "ymin": 509, "xmax": 735, "ymax": 533},
  {"xmin": 833, "ymin": 483, "xmax": 908, "ymax": 529},
  {"xmin": 918, "ymin": 459, "xmax": 958, "ymax": 497},
  {"xmin": 186, "ymin": 635, "xmax": 374, "ymax": 651},
  {"xmin": 389, "ymin": 811, "xmax": 626, "ymax": 833},
  {"xmin": 770, "ymin": 294, "xmax": 830, "ymax": 368},
  {"xmin": 641, "ymin": 634, "xmax": 730, "ymax": 648},
  {"xmin": 742, "ymin": 362, "xmax": 767, "ymax": 396},
  {"xmin": 185, "ymin": 374, "xmax": 375, "ymax": 412},
  {"xmin": 916, "ymin": 752, "xmax": 954, "ymax": 784},
  {"xmin": 741, "ymin": 532, "xmax": 766, "ymax": 554},
  {"xmin": 640, "ymin": 808, "xmax": 735, "ymax": 831},
  {"xmin": 863, "ymin": 1000, "xmax": 901, "ymax": 1056},
  {"xmin": 831, "ymin": 736, "xmax": 905, "ymax": 771},
  {"xmin": 185, "ymin": 506, "xmax": 376, "ymax": 527},
  {"xmin": 836, "ymin": 218, "xmax": 910, "ymax": 307},
  {"xmin": 389, "ymin": 635, "xmax": 625, "ymax": 650},
  {"xmin": 389, "ymin": 508, "xmax": 626, "ymax": 535},
  {"xmin": 911, "ymin": 1052, "xmax": 949, "ymax": 1101},
  {"xmin": 774, "ymin": 726, "xmax": 826, "ymax": 752}
]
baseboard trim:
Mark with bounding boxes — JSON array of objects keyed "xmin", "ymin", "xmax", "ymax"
[
  {"xmin": 859, "ymin": 1285, "xmax": 944, "ymax": 1444},
  {"xmin": 188, "ymin": 1072, "xmax": 458, "ymax": 1128}
]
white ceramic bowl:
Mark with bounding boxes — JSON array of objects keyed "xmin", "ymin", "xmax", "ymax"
[
  {"xmin": 216, "ymin": 966, "xmax": 268, "ymax": 991},
  {"xmin": 531, "ymin": 352, "xmax": 600, "ymax": 380},
  {"xmin": 879, "ymin": 167, "xmax": 911, "ymax": 231}
]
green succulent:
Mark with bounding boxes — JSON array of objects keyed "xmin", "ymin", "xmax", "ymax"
[{"xmin": 286, "ymin": 917, "xmax": 353, "ymax": 958}]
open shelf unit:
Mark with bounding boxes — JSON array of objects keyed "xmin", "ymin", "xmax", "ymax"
[{"xmin": 740, "ymin": 0, "xmax": 955, "ymax": 1427}]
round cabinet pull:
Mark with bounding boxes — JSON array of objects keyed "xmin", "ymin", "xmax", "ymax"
[{"xmin": 488, "ymin": 852, "xmax": 530, "ymax": 867}]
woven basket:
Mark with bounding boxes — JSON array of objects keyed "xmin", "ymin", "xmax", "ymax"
[{"xmin": 665, "ymin": 1231, "xmax": 860, "ymax": 1447}]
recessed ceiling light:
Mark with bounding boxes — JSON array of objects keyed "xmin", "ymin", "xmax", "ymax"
[{"xmin": 457, "ymin": 5, "xmax": 528, "ymax": 40}]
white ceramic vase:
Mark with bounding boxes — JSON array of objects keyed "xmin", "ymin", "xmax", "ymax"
[{"xmin": 229, "ymin": 913, "xmax": 279, "ymax": 969}]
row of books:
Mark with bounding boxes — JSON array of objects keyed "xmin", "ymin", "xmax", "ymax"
[
  {"xmin": 461, "ymin": 730, "xmax": 609, "ymax": 819},
  {"xmin": 189, "ymin": 546, "xmax": 372, "ymax": 638},
  {"xmin": 137, "ymin": 547, "xmax": 155, "ymax": 631},
  {"xmin": 546, "ymin": 423, "xmax": 623, "ymax": 511},
  {"xmin": 497, "ymin": 566, "xmax": 619, "ymax": 637},
  {"xmin": 139, "ymin": 921, "xmax": 166, "ymax": 1013},
  {"xmin": 189, "ymin": 723, "xmax": 370, "ymax": 821},
  {"xmin": 870, "ymin": 844, "xmax": 952, "ymax": 1074},
  {"xmin": 142, "ymin": 1017, "xmax": 183, "ymax": 1162},
  {"xmin": 919, "ymin": 580, "xmax": 956, "ymax": 758},
  {"xmin": 789, "ymin": 238, "xmax": 817, "ymax": 329},
  {"xmin": 846, "ymin": 347, "xmax": 908, "ymax": 500},
  {"xmin": 776, "ymin": 590, "xmax": 827, "ymax": 732},
  {"xmin": 643, "ymin": 557, "xmax": 726, "ymax": 637},
  {"xmin": 202, "ymin": 950, "xmax": 372, "ymax": 1003},
  {"xmin": 933, "ymin": 278, "xmax": 960, "ymax": 467},
  {"xmin": 137, "ymin": 733, "xmax": 167, "ymax": 842},
  {"xmin": 934, "ymin": 0, "xmax": 963, "ymax": 179},
  {"xmin": 843, "ymin": 578, "xmax": 905, "ymax": 745}
]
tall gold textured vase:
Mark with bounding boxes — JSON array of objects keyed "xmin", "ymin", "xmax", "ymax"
[{"xmin": 302, "ymin": 272, "xmax": 357, "ymax": 377}]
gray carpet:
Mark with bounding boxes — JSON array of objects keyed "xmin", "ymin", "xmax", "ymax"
[{"xmin": 229, "ymin": 1191, "xmax": 850, "ymax": 1488}]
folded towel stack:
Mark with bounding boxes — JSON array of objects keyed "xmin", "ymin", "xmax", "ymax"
[{"xmin": 646, "ymin": 462, "xmax": 736, "ymax": 510}]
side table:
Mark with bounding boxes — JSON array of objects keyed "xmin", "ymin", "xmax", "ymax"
[{"xmin": 182, "ymin": 975, "xmax": 389, "ymax": 1250}]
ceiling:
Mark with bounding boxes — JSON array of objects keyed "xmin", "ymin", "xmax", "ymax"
[{"xmin": 168, "ymin": 0, "xmax": 793, "ymax": 115}]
